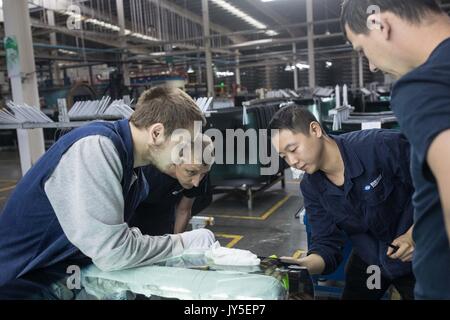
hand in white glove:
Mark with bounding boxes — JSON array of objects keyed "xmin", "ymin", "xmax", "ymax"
[{"xmin": 180, "ymin": 229, "xmax": 215, "ymax": 249}]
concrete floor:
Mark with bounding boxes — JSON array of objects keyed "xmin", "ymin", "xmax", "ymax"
[
  {"xmin": 0, "ymin": 149, "xmax": 308, "ymax": 260},
  {"xmin": 0, "ymin": 151, "xmax": 21, "ymax": 205},
  {"xmin": 204, "ymin": 180, "xmax": 307, "ymax": 258}
]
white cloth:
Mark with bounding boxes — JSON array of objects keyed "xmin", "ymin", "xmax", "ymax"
[
  {"xmin": 180, "ymin": 229, "xmax": 215, "ymax": 249},
  {"xmin": 205, "ymin": 241, "xmax": 260, "ymax": 266}
]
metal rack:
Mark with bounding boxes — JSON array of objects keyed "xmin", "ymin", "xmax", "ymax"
[{"xmin": 0, "ymin": 121, "xmax": 94, "ymax": 131}]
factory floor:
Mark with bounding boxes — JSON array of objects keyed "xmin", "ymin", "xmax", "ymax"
[
  {"xmin": 0, "ymin": 149, "xmax": 308, "ymax": 260},
  {"xmin": 0, "ymin": 151, "xmax": 21, "ymax": 206},
  {"xmin": 202, "ymin": 176, "xmax": 307, "ymax": 259}
]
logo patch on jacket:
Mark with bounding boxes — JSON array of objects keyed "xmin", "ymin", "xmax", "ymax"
[{"xmin": 364, "ymin": 174, "xmax": 382, "ymax": 191}]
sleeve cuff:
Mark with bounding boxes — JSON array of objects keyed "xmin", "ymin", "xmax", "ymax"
[
  {"xmin": 170, "ymin": 234, "xmax": 184, "ymax": 256},
  {"xmin": 308, "ymin": 249, "xmax": 338, "ymax": 275}
]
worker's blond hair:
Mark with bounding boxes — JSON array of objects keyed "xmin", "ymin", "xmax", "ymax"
[{"xmin": 130, "ymin": 86, "xmax": 206, "ymax": 136}]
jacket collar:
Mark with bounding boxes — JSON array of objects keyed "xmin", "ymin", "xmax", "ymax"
[
  {"xmin": 114, "ymin": 119, "xmax": 134, "ymax": 171},
  {"xmin": 316, "ymin": 134, "xmax": 364, "ymax": 197}
]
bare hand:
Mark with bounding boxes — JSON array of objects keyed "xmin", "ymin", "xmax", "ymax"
[
  {"xmin": 387, "ymin": 230, "xmax": 415, "ymax": 262},
  {"xmin": 280, "ymin": 256, "xmax": 303, "ymax": 265}
]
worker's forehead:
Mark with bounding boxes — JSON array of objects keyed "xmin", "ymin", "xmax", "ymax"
[{"xmin": 273, "ymin": 130, "xmax": 301, "ymax": 144}]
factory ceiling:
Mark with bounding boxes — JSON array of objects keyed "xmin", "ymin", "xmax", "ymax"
[{"xmin": 0, "ymin": 0, "xmax": 449, "ymax": 73}]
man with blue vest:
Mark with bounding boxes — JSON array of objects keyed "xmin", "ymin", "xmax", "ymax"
[
  {"xmin": 0, "ymin": 86, "xmax": 215, "ymax": 286},
  {"xmin": 341, "ymin": 0, "xmax": 450, "ymax": 300},
  {"xmin": 270, "ymin": 107, "xmax": 415, "ymax": 299}
]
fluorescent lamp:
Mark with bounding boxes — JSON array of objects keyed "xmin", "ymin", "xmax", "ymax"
[
  {"xmin": 265, "ymin": 30, "xmax": 278, "ymax": 36},
  {"xmin": 296, "ymin": 63, "xmax": 310, "ymax": 70},
  {"xmin": 58, "ymin": 49, "xmax": 77, "ymax": 55},
  {"xmin": 64, "ymin": 11, "xmax": 158, "ymax": 41},
  {"xmin": 149, "ymin": 52, "xmax": 167, "ymax": 57},
  {"xmin": 211, "ymin": 0, "xmax": 268, "ymax": 30},
  {"xmin": 284, "ymin": 64, "xmax": 293, "ymax": 72},
  {"xmin": 228, "ymin": 38, "xmax": 273, "ymax": 49},
  {"xmin": 216, "ymin": 70, "xmax": 235, "ymax": 77}
]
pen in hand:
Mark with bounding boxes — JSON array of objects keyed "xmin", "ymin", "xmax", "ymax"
[{"xmin": 387, "ymin": 243, "xmax": 400, "ymax": 256}]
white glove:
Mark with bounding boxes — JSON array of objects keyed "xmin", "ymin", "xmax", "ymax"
[
  {"xmin": 205, "ymin": 241, "xmax": 260, "ymax": 266},
  {"xmin": 180, "ymin": 229, "xmax": 215, "ymax": 249}
]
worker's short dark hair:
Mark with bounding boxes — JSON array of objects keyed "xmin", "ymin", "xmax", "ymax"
[
  {"xmin": 341, "ymin": 0, "xmax": 443, "ymax": 38},
  {"xmin": 269, "ymin": 106, "xmax": 321, "ymax": 136}
]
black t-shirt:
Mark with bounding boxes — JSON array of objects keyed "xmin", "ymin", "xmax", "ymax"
[
  {"xmin": 130, "ymin": 166, "xmax": 210, "ymax": 235},
  {"xmin": 141, "ymin": 165, "xmax": 207, "ymax": 205},
  {"xmin": 391, "ymin": 37, "xmax": 450, "ymax": 299}
]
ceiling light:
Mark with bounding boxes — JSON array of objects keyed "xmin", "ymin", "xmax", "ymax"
[
  {"xmin": 216, "ymin": 70, "xmax": 235, "ymax": 78},
  {"xmin": 265, "ymin": 30, "xmax": 278, "ymax": 36},
  {"xmin": 211, "ymin": 0, "xmax": 267, "ymax": 30},
  {"xmin": 284, "ymin": 64, "xmax": 294, "ymax": 72},
  {"xmin": 210, "ymin": 0, "xmax": 279, "ymax": 36},
  {"xmin": 64, "ymin": 11, "xmax": 158, "ymax": 42},
  {"xmin": 187, "ymin": 66, "xmax": 195, "ymax": 74},
  {"xmin": 296, "ymin": 63, "xmax": 310, "ymax": 70},
  {"xmin": 130, "ymin": 32, "xmax": 158, "ymax": 41},
  {"xmin": 228, "ymin": 38, "xmax": 273, "ymax": 49},
  {"xmin": 58, "ymin": 48, "xmax": 77, "ymax": 55},
  {"xmin": 149, "ymin": 52, "xmax": 167, "ymax": 57}
]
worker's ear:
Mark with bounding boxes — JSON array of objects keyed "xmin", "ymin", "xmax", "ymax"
[
  {"xmin": 147, "ymin": 123, "xmax": 166, "ymax": 146},
  {"xmin": 379, "ymin": 13, "xmax": 392, "ymax": 41},
  {"xmin": 380, "ymin": 15, "xmax": 392, "ymax": 41},
  {"xmin": 367, "ymin": 12, "xmax": 392, "ymax": 41},
  {"xmin": 310, "ymin": 121, "xmax": 323, "ymax": 138}
]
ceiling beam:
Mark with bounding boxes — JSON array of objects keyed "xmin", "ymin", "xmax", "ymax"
[
  {"xmin": 222, "ymin": 32, "xmax": 344, "ymax": 50},
  {"xmin": 31, "ymin": 18, "xmax": 235, "ymax": 63},
  {"xmin": 30, "ymin": 18, "xmax": 152, "ymax": 55},
  {"xmin": 130, "ymin": 18, "xmax": 341, "ymax": 48}
]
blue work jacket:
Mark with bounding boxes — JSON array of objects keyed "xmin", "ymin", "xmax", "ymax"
[{"xmin": 301, "ymin": 129, "xmax": 414, "ymax": 279}]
